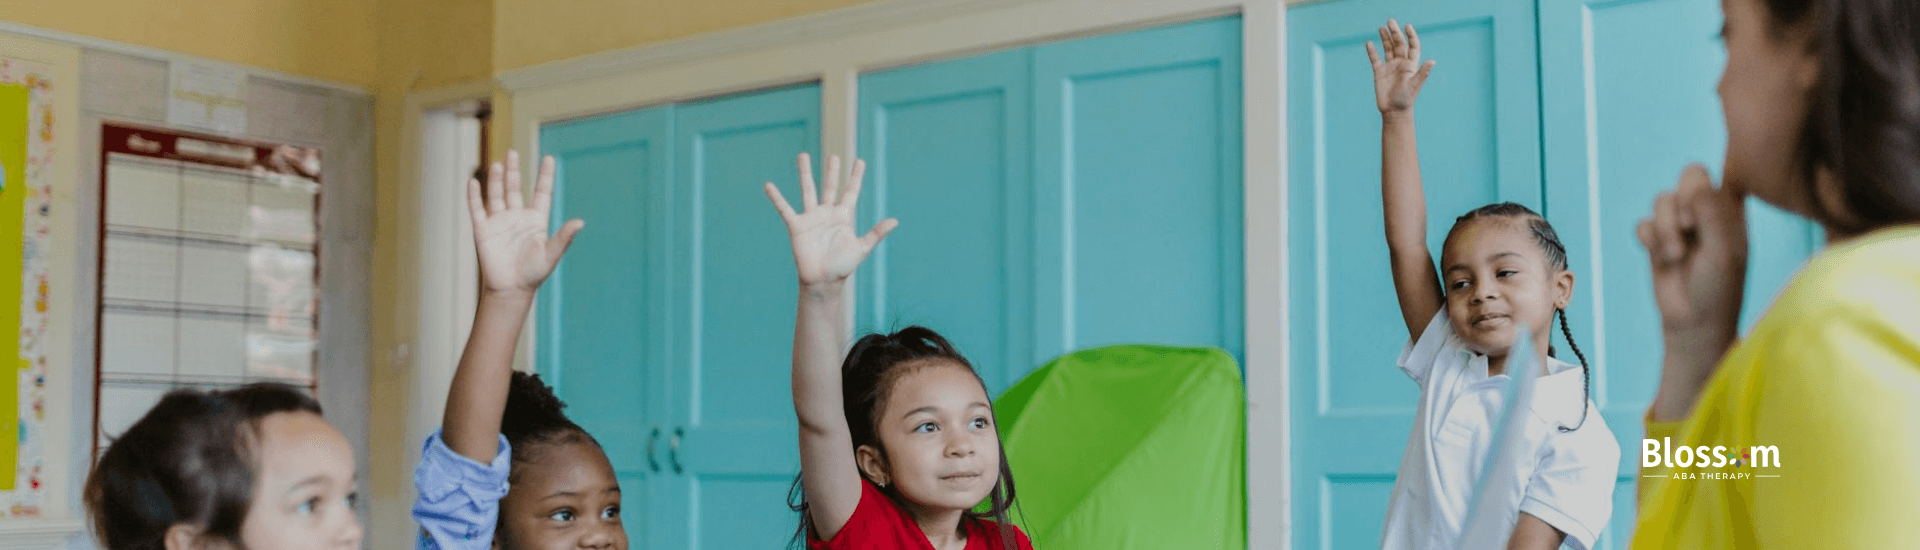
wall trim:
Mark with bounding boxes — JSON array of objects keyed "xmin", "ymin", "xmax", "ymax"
[
  {"xmin": 0, "ymin": 519, "xmax": 86, "ymax": 550},
  {"xmin": 0, "ymin": 21, "xmax": 369, "ymax": 96}
]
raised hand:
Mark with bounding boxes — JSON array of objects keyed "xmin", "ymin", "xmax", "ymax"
[
  {"xmin": 466, "ymin": 150, "xmax": 586, "ymax": 298},
  {"xmin": 1637, "ymin": 164, "xmax": 1749, "ymax": 419},
  {"xmin": 764, "ymin": 153, "xmax": 898, "ymax": 287},
  {"xmin": 1367, "ymin": 19, "xmax": 1437, "ymax": 115}
]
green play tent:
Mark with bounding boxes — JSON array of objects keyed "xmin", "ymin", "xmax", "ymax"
[{"xmin": 993, "ymin": 345, "xmax": 1246, "ymax": 549}]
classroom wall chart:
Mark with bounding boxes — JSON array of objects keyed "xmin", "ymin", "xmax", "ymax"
[{"xmin": 0, "ymin": 56, "xmax": 56, "ymax": 519}]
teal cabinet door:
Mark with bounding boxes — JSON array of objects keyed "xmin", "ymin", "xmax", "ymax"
[
  {"xmin": 1287, "ymin": 1, "xmax": 1540, "ymax": 548},
  {"xmin": 661, "ymin": 84, "xmax": 821, "ymax": 550},
  {"xmin": 1537, "ymin": 0, "xmax": 1819, "ymax": 546},
  {"xmin": 539, "ymin": 105, "xmax": 673, "ymax": 547},
  {"xmin": 857, "ymin": 48, "xmax": 1035, "ymax": 393},
  {"xmin": 1032, "ymin": 17, "xmax": 1245, "ymax": 367},
  {"xmin": 856, "ymin": 17, "xmax": 1245, "ymax": 396}
]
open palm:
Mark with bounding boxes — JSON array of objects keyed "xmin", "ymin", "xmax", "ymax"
[
  {"xmin": 764, "ymin": 153, "xmax": 898, "ymax": 286},
  {"xmin": 467, "ymin": 151, "xmax": 585, "ymax": 297},
  {"xmin": 1367, "ymin": 19, "xmax": 1436, "ymax": 114}
]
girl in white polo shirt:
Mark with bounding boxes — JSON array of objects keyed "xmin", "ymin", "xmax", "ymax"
[{"xmin": 1365, "ymin": 19, "xmax": 1622, "ymax": 550}]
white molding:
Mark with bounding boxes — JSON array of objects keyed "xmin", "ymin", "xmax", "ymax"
[
  {"xmin": 1242, "ymin": 4, "xmax": 1289, "ymax": 549},
  {"xmin": 0, "ymin": 20, "xmax": 369, "ymax": 95},
  {"xmin": 500, "ymin": 2, "xmax": 1292, "ymax": 548},
  {"xmin": 496, "ymin": 0, "xmax": 1052, "ymax": 91},
  {"xmin": 0, "ymin": 519, "xmax": 86, "ymax": 550}
]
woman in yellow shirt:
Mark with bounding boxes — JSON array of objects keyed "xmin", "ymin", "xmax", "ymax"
[{"xmin": 1630, "ymin": 0, "xmax": 1920, "ymax": 547}]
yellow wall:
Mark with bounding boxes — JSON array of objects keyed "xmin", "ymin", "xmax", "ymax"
[
  {"xmin": 0, "ymin": 0, "xmax": 380, "ymax": 87},
  {"xmin": 492, "ymin": 0, "xmax": 880, "ymax": 72}
]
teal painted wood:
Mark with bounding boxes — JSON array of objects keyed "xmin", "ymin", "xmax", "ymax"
[
  {"xmin": 1287, "ymin": 1, "xmax": 1541, "ymax": 548},
  {"xmin": 856, "ymin": 48, "xmax": 1035, "ymax": 394},
  {"xmin": 1032, "ymin": 16, "xmax": 1246, "ymax": 366},
  {"xmin": 1537, "ymin": 0, "xmax": 1819, "ymax": 546},
  {"xmin": 663, "ymin": 83, "xmax": 821, "ymax": 550},
  {"xmin": 539, "ymin": 105, "xmax": 675, "ymax": 548}
]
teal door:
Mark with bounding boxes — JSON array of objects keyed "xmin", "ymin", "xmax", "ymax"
[
  {"xmin": 1289, "ymin": 0, "xmax": 1820, "ymax": 548},
  {"xmin": 540, "ymin": 84, "xmax": 820, "ymax": 550},
  {"xmin": 857, "ymin": 17, "xmax": 1244, "ymax": 395},
  {"xmin": 1287, "ymin": 1, "xmax": 1541, "ymax": 548},
  {"xmin": 661, "ymin": 85, "xmax": 820, "ymax": 550},
  {"xmin": 540, "ymin": 105, "xmax": 672, "ymax": 548}
]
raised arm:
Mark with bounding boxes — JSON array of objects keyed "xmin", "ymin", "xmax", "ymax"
[
  {"xmin": 765, "ymin": 153, "xmax": 898, "ymax": 539},
  {"xmin": 441, "ymin": 151, "xmax": 585, "ymax": 462},
  {"xmin": 1369, "ymin": 19, "xmax": 1445, "ymax": 337}
]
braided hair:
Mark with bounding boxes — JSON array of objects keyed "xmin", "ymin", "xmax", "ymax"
[
  {"xmin": 788, "ymin": 326, "xmax": 1022, "ymax": 549},
  {"xmin": 501, "ymin": 371, "xmax": 600, "ymax": 482},
  {"xmin": 1454, "ymin": 202, "xmax": 1593, "ymax": 432}
]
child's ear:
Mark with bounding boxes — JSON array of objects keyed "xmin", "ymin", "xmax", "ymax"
[
  {"xmin": 855, "ymin": 444, "xmax": 890, "ymax": 487},
  {"xmin": 1554, "ymin": 269, "xmax": 1575, "ymax": 309},
  {"xmin": 164, "ymin": 524, "xmax": 213, "ymax": 550}
]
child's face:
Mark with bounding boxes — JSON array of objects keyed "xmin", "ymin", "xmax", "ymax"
[
  {"xmin": 1439, "ymin": 219, "xmax": 1573, "ymax": 360},
  {"xmin": 1718, "ymin": 0, "xmax": 1820, "ymax": 213},
  {"xmin": 497, "ymin": 439, "xmax": 627, "ymax": 550},
  {"xmin": 235, "ymin": 411, "xmax": 362, "ymax": 550},
  {"xmin": 861, "ymin": 360, "xmax": 1002, "ymax": 515}
]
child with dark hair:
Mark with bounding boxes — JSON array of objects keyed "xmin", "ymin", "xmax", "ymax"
[
  {"xmin": 1632, "ymin": 0, "xmax": 1920, "ymax": 545},
  {"xmin": 1365, "ymin": 20, "xmax": 1620, "ymax": 550},
  {"xmin": 763, "ymin": 153, "xmax": 1031, "ymax": 550},
  {"xmin": 411, "ymin": 151, "xmax": 621, "ymax": 550},
  {"xmin": 84, "ymin": 382, "xmax": 362, "ymax": 550}
]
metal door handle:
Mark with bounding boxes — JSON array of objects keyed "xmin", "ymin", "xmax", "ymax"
[
  {"xmin": 646, "ymin": 427, "xmax": 662, "ymax": 473},
  {"xmin": 669, "ymin": 427, "xmax": 684, "ymax": 474}
]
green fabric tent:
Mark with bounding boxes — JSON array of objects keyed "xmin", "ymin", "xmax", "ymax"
[{"xmin": 993, "ymin": 345, "xmax": 1246, "ymax": 549}]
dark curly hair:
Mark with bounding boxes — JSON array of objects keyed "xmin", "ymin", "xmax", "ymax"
[
  {"xmin": 84, "ymin": 383, "xmax": 324, "ymax": 550},
  {"xmin": 501, "ymin": 371, "xmax": 599, "ymax": 483},
  {"xmin": 1758, "ymin": 0, "xmax": 1920, "ymax": 235},
  {"xmin": 1450, "ymin": 203, "xmax": 1593, "ymax": 432},
  {"xmin": 787, "ymin": 326, "xmax": 1021, "ymax": 549}
]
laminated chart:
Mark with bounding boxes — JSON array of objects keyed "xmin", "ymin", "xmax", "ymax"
[{"xmin": 93, "ymin": 123, "xmax": 323, "ymax": 455}]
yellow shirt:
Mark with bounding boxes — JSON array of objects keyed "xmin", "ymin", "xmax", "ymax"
[{"xmin": 1630, "ymin": 226, "xmax": 1920, "ymax": 548}]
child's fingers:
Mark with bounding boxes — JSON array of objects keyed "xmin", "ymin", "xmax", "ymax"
[
  {"xmin": 1379, "ymin": 27, "xmax": 1392, "ymax": 58},
  {"xmin": 839, "ymin": 158, "xmax": 867, "ymax": 207},
  {"xmin": 1389, "ymin": 19, "xmax": 1408, "ymax": 58},
  {"xmin": 1366, "ymin": 41, "xmax": 1382, "ymax": 68},
  {"xmin": 860, "ymin": 218, "xmax": 900, "ymax": 249},
  {"xmin": 797, "ymin": 153, "xmax": 819, "ymax": 209},
  {"xmin": 505, "ymin": 151, "xmax": 525, "ymax": 210},
  {"xmin": 764, "ymin": 182, "xmax": 798, "ymax": 223},
  {"xmin": 533, "ymin": 155, "xmax": 556, "ymax": 215},
  {"xmin": 485, "ymin": 161, "xmax": 506, "ymax": 214},
  {"xmin": 1407, "ymin": 23, "xmax": 1423, "ymax": 59},
  {"xmin": 466, "ymin": 178, "xmax": 487, "ymax": 224},
  {"xmin": 1412, "ymin": 59, "xmax": 1437, "ymax": 92},
  {"xmin": 822, "ymin": 154, "xmax": 843, "ymax": 207},
  {"xmin": 549, "ymin": 219, "xmax": 586, "ymax": 264}
]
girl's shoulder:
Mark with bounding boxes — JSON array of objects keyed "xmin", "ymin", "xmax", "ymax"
[{"xmin": 1759, "ymin": 225, "xmax": 1920, "ymax": 339}]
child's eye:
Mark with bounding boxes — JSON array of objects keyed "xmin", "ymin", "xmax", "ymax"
[
  {"xmin": 550, "ymin": 509, "xmax": 576, "ymax": 522},
  {"xmin": 603, "ymin": 505, "xmax": 620, "ymax": 520},
  {"xmin": 345, "ymin": 492, "xmax": 360, "ymax": 511},
  {"xmin": 1449, "ymin": 280, "xmax": 1470, "ymax": 291},
  {"xmin": 914, "ymin": 422, "xmax": 938, "ymax": 433},
  {"xmin": 297, "ymin": 497, "xmax": 320, "ymax": 516},
  {"xmin": 970, "ymin": 417, "xmax": 991, "ymax": 429},
  {"xmin": 1497, "ymin": 270, "xmax": 1517, "ymax": 278}
]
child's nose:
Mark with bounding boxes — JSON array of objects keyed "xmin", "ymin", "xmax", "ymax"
[
  {"xmin": 946, "ymin": 435, "xmax": 976, "ymax": 457},
  {"xmin": 578, "ymin": 524, "xmax": 618, "ymax": 549},
  {"xmin": 334, "ymin": 514, "xmax": 364, "ymax": 548}
]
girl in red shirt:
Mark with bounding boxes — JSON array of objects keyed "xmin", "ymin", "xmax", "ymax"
[{"xmin": 765, "ymin": 153, "xmax": 1033, "ymax": 550}]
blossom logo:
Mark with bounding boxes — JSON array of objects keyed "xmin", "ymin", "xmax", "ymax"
[{"xmin": 1643, "ymin": 437, "xmax": 1782, "ymax": 480}]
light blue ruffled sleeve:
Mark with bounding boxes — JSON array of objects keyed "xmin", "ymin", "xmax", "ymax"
[{"xmin": 413, "ymin": 430, "xmax": 512, "ymax": 550}]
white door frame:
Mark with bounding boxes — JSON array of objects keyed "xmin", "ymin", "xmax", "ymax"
[{"xmin": 498, "ymin": 0, "xmax": 1292, "ymax": 547}]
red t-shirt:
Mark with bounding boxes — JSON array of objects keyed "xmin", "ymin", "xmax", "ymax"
[{"xmin": 810, "ymin": 481, "xmax": 1034, "ymax": 550}]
